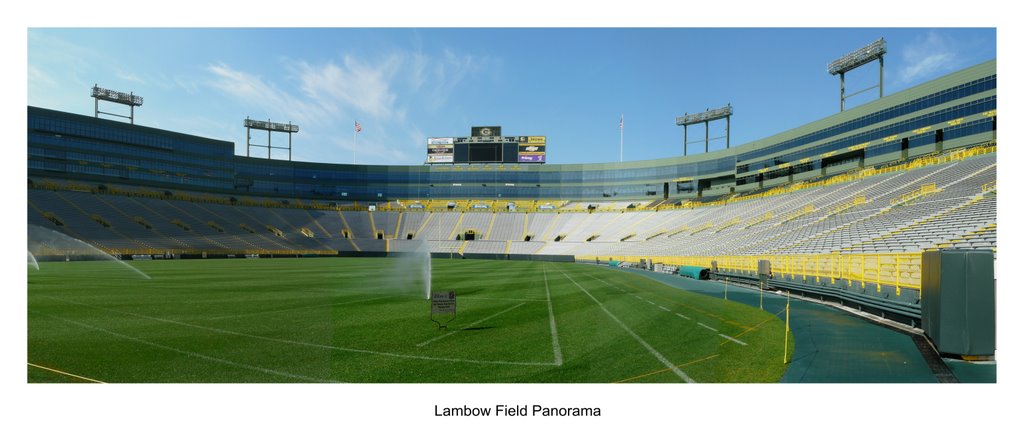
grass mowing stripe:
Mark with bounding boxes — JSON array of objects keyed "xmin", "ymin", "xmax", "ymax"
[
  {"xmin": 207, "ymin": 295, "xmax": 391, "ymax": 321},
  {"xmin": 557, "ymin": 269, "xmax": 696, "ymax": 383},
  {"xmin": 542, "ymin": 266, "xmax": 564, "ymax": 366},
  {"xmin": 416, "ymin": 303, "xmax": 527, "ymax": 347},
  {"xmin": 30, "ymin": 311, "xmax": 338, "ymax": 383},
  {"xmin": 459, "ymin": 297, "xmax": 548, "ymax": 303},
  {"xmin": 40, "ymin": 295, "xmax": 557, "ymax": 368},
  {"xmin": 581, "ymin": 268, "xmax": 753, "ymax": 331},
  {"xmin": 721, "ymin": 310, "xmax": 785, "ymax": 346},
  {"xmin": 28, "ymin": 362, "xmax": 106, "ymax": 383}
]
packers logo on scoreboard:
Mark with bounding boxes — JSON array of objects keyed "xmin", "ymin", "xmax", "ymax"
[{"xmin": 471, "ymin": 126, "xmax": 502, "ymax": 137}]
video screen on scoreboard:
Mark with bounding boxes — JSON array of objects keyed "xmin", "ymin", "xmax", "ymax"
[{"xmin": 468, "ymin": 143, "xmax": 503, "ymax": 162}]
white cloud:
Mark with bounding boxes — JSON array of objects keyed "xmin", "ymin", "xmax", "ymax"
[
  {"xmin": 203, "ymin": 47, "xmax": 496, "ymax": 165},
  {"xmin": 28, "ymin": 65, "xmax": 57, "ymax": 89},
  {"xmin": 897, "ymin": 31, "xmax": 960, "ymax": 85},
  {"xmin": 115, "ymin": 70, "xmax": 145, "ymax": 84},
  {"xmin": 206, "ymin": 62, "xmax": 335, "ymax": 126},
  {"xmin": 294, "ymin": 55, "xmax": 402, "ymax": 121}
]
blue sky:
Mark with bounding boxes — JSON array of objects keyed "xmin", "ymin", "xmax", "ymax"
[{"xmin": 28, "ymin": 28, "xmax": 994, "ymax": 165}]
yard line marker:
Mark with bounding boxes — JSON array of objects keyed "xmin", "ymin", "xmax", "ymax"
[
  {"xmin": 658, "ymin": 306, "xmax": 671, "ymax": 312},
  {"xmin": 417, "ymin": 303, "xmax": 526, "ymax": 347},
  {"xmin": 31, "ymin": 310, "xmax": 338, "ymax": 383},
  {"xmin": 697, "ymin": 322, "xmax": 719, "ymax": 332},
  {"xmin": 40, "ymin": 295, "xmax": 556, "ymax": 368},
  {"xmin": 645, "ymin": 299, "xmax": 657, "ymax": 305},
  {"xmin": 28, "ymin": 362, "xmax": 106, "ymax": 383},
  {"xmin": 675, "ymin": 312, "xmax": 691, "ymax": 320},
  {"xmin": 719, "ymin": 334, "xmax": 748, "ymax": 346},
  {"xmin": 543, "ymin": 267, "xmax": 564, "ymax": 366},
  {"xmin": 559, "ymin": 270, "xmax": 695, "ymax": 383},
  {"xmin": 634, "ymin": 295, "xmax": 645, "ymax": 300}
]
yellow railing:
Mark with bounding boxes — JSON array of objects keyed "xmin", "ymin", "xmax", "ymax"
[
  {"xmin": 587, "ymin": 252, "xmax": 922, "ymax": 294},
  {"xmin": 891, "ymin": 183, "xmax": 939, "ymax": 206},
  {"xmin": 829, "ymin": 195, "xmax": 867, "ymax": 215},
  {"xmin": 778, "ymin": 204, "xmax": 815, "ymax": 223}
]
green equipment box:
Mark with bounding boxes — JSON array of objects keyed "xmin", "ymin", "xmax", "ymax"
[{"xmin": 921, "ymin": 250, "xmax": 996, "ymax": 357}]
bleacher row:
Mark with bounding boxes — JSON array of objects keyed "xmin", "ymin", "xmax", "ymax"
[{"xmin": 28, "ymin": 153, "xmax": 996, "ymax": 259}]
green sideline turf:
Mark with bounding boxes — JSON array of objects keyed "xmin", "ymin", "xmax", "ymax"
[{"xmin": 27, "ymin": 258, "xmax": 791, "ymax": 383}]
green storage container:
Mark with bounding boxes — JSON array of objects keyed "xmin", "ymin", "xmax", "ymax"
[{"xmin": 921, "ymin": 250, "xmax": 996, "ymax": 357}]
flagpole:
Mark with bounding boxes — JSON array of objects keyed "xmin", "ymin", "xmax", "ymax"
[
  {"xmin": 619, "ymin": 113, "xmax": 624, "ymax": 162},
  {"xmin": 352, "ymin": 121, "xmax": 357, "ymax": 165}
]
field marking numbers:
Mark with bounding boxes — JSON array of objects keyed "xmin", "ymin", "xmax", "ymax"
[
  {"xmin": 28, "ymin": 362, "xmax": 106, "ymax": 383},
  {"xmin": 718, "ymin": 334, "xmax": 748, "ymax": 346},
  {"xmin": 542, "ymin": 267, "xmax": 564, "ymax": 366},
  {"xmin": 416, "ymin": 303, "xmax": 526, "ymax": 347},
  {"xmin": 40, "ymin": 295, "xmax": 556, "ymax": 368},
  {"xmin": 558, "ymin": 270, "xmax": 695, "ymax": 383},
  {"xmin": 31, "ymin": 310, "xmax": 338, "ymax": 383}
]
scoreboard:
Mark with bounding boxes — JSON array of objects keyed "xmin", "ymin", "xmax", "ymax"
[{"xmin": 427, "ymin": 126, "xmax": 546, "ymax": 164}]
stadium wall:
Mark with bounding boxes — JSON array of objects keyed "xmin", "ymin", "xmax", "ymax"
[{"xmin": 29, "ymin": 61, "xmax": 995, "ymax": 203}]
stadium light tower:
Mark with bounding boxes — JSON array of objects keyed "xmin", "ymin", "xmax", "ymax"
[
  {"xmin": 828, "ymin": 38, "xmax": 887, "ymax": 112},
  {"xmin": 244, "ymin": 117, "xmax": 300, "ymax": 161},
  {"xmin": 91, "ymin": 84, "xmax": 144, "ymax": 124},
  {"xmin": 675, "ymin": 104, "xmax": 732, "ymax": 156}
]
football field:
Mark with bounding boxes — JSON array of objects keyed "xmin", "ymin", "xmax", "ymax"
[{"xmin": 27, "ymin": 258, "xmax": 790, "ymax": 383}]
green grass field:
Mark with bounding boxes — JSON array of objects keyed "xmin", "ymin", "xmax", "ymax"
[{"xmin": 27, "ymin": 258, "xmax": 791, "ymax": 383}]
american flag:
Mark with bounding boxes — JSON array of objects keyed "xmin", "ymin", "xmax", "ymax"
[{"xmin": 355, "ymin": 121, "xmax": 362, "ymax": 133}]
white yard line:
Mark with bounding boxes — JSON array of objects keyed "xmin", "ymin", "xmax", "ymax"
[
  {"xmin": 658, "ymin": 306, "xmax": 671, "ymax": 312},
  {"xmin": 416, "ymin": 303, "xmax": 526, "ymax": 347},
  {"xmin": 40, "ymin": 295, "xmax": 556, "ymax": 367},
  {"xmin": 558, "ymin": 270, "xmax": 695, "ymax": 383},
  {"xmin": 31, "ymin": 310, "xmax": 338, "ymax": 383},
  {"xmin": 675, "ymin": 312, "xmax": 691, "ymax": 320},
  {"xmin": 697, "ymin": 322, "xmax": 719, "ymax": 333},
  {"xmin": 719, "ymin": 334, "xmax": 748, "ymax": 346},
  {"xmin": 543, "ymin": 267, "xmax": 564, "ymax": 366}
]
